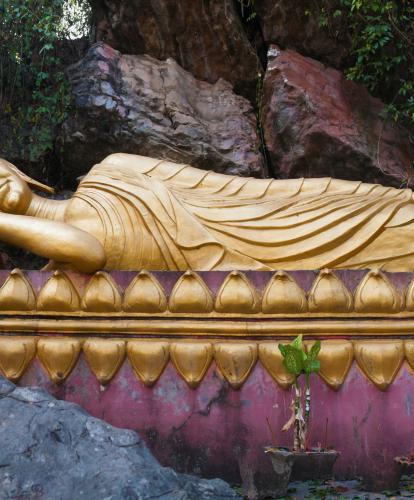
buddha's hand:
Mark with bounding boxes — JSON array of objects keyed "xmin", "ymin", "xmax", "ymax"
[{"xmin": 0, "ymin": 160, "xmax": 32, "ymax": 214}]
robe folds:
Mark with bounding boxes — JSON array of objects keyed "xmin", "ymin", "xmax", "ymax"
[{"xmin": 73, "ymin": 154, "xmax": 414, "ymax": 271}]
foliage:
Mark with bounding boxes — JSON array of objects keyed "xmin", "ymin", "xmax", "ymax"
[
  {"xmin": 237, "ymin": 0, "xmax": 257, "ymax": 22},
  {"xmin": 279, "ymin": 335, "xmax": 321, "ymax": 380},
  {"xmin": 278, "ymin": 335, "xmax": 321, "ymax": 451},
  {"xmin": 319, "ymin": 0, "xmax": 414, "ymax": 128},
  {"xmin": 0, "ymin": 0, "xmax": 90, "ymax": 162}
]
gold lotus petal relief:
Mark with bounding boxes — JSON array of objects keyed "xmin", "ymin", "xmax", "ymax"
[
  {"xmin": 170, "ymin": 342, "xmax": 213, "ymax": 389},
  {"xmin": 0, "ymin": 336, "xmax": 412, "ymax": 388},
  {"xmin": 37, "ymin": 271, "xmax": 81, "ymax": 312},
  {"xmin": 37, "ymin": 338, "xmax": 82, "ymax": 384},
  {"xmin": 404, "ymin": 340, "xmax": 414, "ymax": 371},
  {"xmin": 127, "ymin": 340, "xmax": 169, "ymax": 386},
  {"xmin": 123, "ymin": 271, "xmax": 167, "ymax": 313},
  {"xmin": 0, "ymin": 336, "xmax": 36, "ymax": 381},
  {"xmin": 214, "ymin": 343, "xmax": 257, "ymax": 389},
  {"xmin": 215, "ymin": 271, "xmax": 260, "ymax": 314},
  {"xmin": 169, "ymin": 271, "xmax": 213, "ymax": 313},
  {"xmin": 262, "ymin": 271, "xmax": 307, "ymax": 314},
  {"xmin": 405, "ymin": 279, "xmax": 414, "ymax": 312},
  {"xmin": 306, "ymin": 339, "xmax": 354, "ymax": 390},
  {"xmin": 0, "ymin": 269, "xmax": 36, "ymax": 311},
  {"xmin": 354, "ymin": 270, "xmax": 403, "ymax": 313},
  {"xmin": 354, "ymin": 340, "xmax": 404, "ymax": 390},
  {"xmin": 308, "ymin": 269, "xmax": 353, "ymax": 312},
  {"xmin": 83, "ymin": 339, "xmax": 125, "ymax": 385},
  {"xmin": 82, "ymin": 271, "xmax": 122, "ymax": 312},
  {"xmin": 258, "ymin": 342, "xmax": 294, "ymax": 389}
]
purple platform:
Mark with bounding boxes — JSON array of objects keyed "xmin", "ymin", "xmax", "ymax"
[{"xmin": 1, "ymin": 268, "xmax": 413, "ymax": 495}]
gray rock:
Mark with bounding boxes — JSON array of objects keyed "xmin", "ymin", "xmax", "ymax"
[
  {"xmin": 90, "ymin": 0, "xmax": 261, "ymax": 100},
  {"xmin": 0, "ymin": 377, "xmax": 239, "ymax": 499},
  {"xmin": 58, "ymin": 42, "xmax": 265, "ymax": 187}
]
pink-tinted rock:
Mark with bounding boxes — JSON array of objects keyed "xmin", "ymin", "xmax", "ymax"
[
  {"xmin": 255, "ymin": 1, "xmax": 351, "ymax": 68},
  {"xmin": 262, "ymin": 46, "xmax": 414, "ymax": 187},
  {"xmin": 90, "ymin": 0, "xmax": 261, "ymax": 99},
  {"xmin": 59, "ymin": 43, "xmax": 265, "ymax": 184}
]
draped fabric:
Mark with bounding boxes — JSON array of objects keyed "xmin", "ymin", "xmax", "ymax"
[{"xmin": 74, "ymin": 154, "xmax": 414, "ymax": 271}]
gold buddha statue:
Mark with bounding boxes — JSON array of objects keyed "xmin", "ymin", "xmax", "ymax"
[{"xmin": 0, "ymin": 153, "xmax": 413, "ymax": 273}]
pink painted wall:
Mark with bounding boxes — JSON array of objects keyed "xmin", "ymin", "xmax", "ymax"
[{"xmin": 19, "ymin": 355, "xmax": 414, "ymax": 490}]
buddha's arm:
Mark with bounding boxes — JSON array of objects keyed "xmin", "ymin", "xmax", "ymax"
[{"xmin": 0, "ymin": 213, "xmax": 106, "ymax": 273}]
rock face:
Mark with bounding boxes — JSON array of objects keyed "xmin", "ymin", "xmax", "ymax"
[
  {"xmin": 0, "ymin": 377, "xmax": 239, "ymax": 499},
  {"xmin": 59, "ymin": 43, "xmax": 265, "ymax": 184},
  {"xmin": 90, "ymin": 0, "xmax": 261, "ymax": 99},
  {"xmin": 262, "ymin": 46, "xmax": 414, "ymax": 187},
  {"xmin": 255, "ymin": 1, "xmax": 350, "ymax": 68}
]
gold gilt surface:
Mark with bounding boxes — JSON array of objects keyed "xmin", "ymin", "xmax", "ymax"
[
  {"xmin": 354, "ymin": 270, "xmax": 403, "ymax": 313},
  {"xmin": 169, "ymin": 271, "xmax": 213, "ymax": 313},
  {"xmin": 308, "ymin": 269, "xmax": 353, "ymax": 312},
  {"xmin": 123, "ymin": 271, "xmax": 167, "ymax": 313},
  {"xmin": 0, "ymin": 269, "xmax": 414, "ymax": 321},
  {"xmin": 258, "ymin": 342, "xmax": 295, "ymax": 389},
  {"xmin": 3, "ymin": 153, "xmax": 414, "ymax": 272},
  {"xmin": 127, "ymin": 340, "xmax": 170, "ymax": 387},
  {"xmin": 37, "ymin": 270, "xmax": 80, "ymax": 312},
  {"xmin": 1, "ymin": 337, "xmax": 414, "ymax": 391},
  {"xmin": 170, "ymin": 342, "xmax": 213, "ymax": 389},
  {"xmin": 353, "ymin": 340, "xmax": 405, "ymax": 390},
  {"xmin": 0, "ymin": 269, "xmax": 35, "ymax": 311},
  {"xmin": 262, "ymin": 271, "xmax": 307, "ymax": 314},
  {"xmin": 83, "ymin": 339, "xmax": 126, "ymax": 385},
  {"xmin": 82, "ymin": 272, "xmax": 122, "ymax": 313},
  {"xmin": 37, "ymin": 338, "xmax": 81, "ymax": 384}
]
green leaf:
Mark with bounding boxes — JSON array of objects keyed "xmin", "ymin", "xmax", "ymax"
[
  {"xmin": 291, "ymin": 334, "xmax": 303, "ymax": 350},
  {"xmin": 311, "ymin": 359, "xmax": 321, "ymax": 373},
  {"xmin": 308, "ymin": 341, "xmax": 321, "ymax": 360},
  {"xmin": 303, "ymin": 359, "xmax": 321, "ymax": 374},
  {"xmin": 282, "ymin": 346, "xmax": 303, "ymax": 376},
  {"xmin": 278, "ymin": 344, "xmax": 287, "ymax": 357}
]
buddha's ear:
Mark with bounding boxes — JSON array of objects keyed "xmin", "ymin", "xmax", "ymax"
[{"xmin": 9, "ymin": 165, "xmax": 55, "ymax": 194}]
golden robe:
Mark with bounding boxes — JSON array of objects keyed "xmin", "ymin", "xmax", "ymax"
[{"xmin": 73, "ymin": 154, "xmax": 414, "ymax": 271}]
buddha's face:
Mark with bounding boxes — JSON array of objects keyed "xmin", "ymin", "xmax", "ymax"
[{"xmin": 0, "ymin": 162, "xmax": 32, "ymax": 214}]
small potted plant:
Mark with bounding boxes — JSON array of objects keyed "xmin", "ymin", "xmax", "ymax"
[
  {"xmin": 265, "ymin": 335, "xmax": 339, "ymax": 494},
  {"xmin": 388, "ymin": 453, "xmax": 414, "ymax": 490},
  {"xmin": 395, "ymin": 453, "xmax": 414, "ymax": 476}
]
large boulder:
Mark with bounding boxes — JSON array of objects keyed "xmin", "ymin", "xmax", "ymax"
[
  {"xmin": 262, "ymin": 46, "xmax": 414, "ymax": 188},
  {"xmin": 90, "ymin": 0, "xmax": 261, "ymax": 99},
  {"xmin": 0, "ymin": 377, "xmax": 239, "ymax": 499},
  {"xmin": 255, "ymin": 1, "xmax": 351, "ymax": 68},
  {"xmin": 58, "ymin": 43, "xmax": 265, "ymax": 185}
]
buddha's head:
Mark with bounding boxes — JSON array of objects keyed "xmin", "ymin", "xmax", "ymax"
[{"xmin": 0, "ymin": 158, "xmax": 54, "ymax": 214}]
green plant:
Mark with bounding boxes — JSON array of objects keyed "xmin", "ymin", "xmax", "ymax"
[
  {"xmin": 278, "ymin": 335, "xmax": 321, "ymax": 451},
  {"xmin": 0, "ymin": 0, "xmax": 90, "ymax": 162},
  {"xmin": 318, "ymin": 0, "xmax": 414, "ymax": 128},
  {"xmin": 237, "ymin": 0, "xmax": 257, "ymax": 22}
]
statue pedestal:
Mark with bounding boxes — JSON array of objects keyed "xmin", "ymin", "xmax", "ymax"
[{"xmin": 0, "ymin": 269, "xmax": 413, "ymax": 491}]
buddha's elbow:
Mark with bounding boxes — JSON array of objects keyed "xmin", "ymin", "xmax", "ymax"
[{"xmin": 75, "ymin": 239, "xmax": 106, "ymax": 274}]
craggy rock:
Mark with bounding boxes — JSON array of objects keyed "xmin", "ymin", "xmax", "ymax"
[
  {"xmin": 255, "ymin": 1, "xmax": 351, "ymax": 68},
  {"xmin": 0, "ymin": 377, "xmax": 239, "ymax": 500},
  {"xmin": 59, "ymin": 43, "xmax": 265, "ymax": 185},
  {"xmin": 90, "ymin": 0, "xmax": 261, "ymax": 99},
  {"xmin": 262, "ymin": 46, "xmax": 414, "ymax": 187}
]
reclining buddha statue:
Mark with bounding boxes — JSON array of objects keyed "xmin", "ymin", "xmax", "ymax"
[{"xmin": 0, "ymin": 153, "xmax": 413, "ymax": 273}]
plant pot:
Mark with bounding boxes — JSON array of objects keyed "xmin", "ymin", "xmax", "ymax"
[
  {"xmin": 264, "ymin": 447, "xmax": 294, "ymax": 498},
  {"xmin": 395, "ymin": 456, "xmax": 414, "ymax": 476},
  {"xmin": 290, "ymin": 449, "xmax": 340, "ymax": 481}
]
